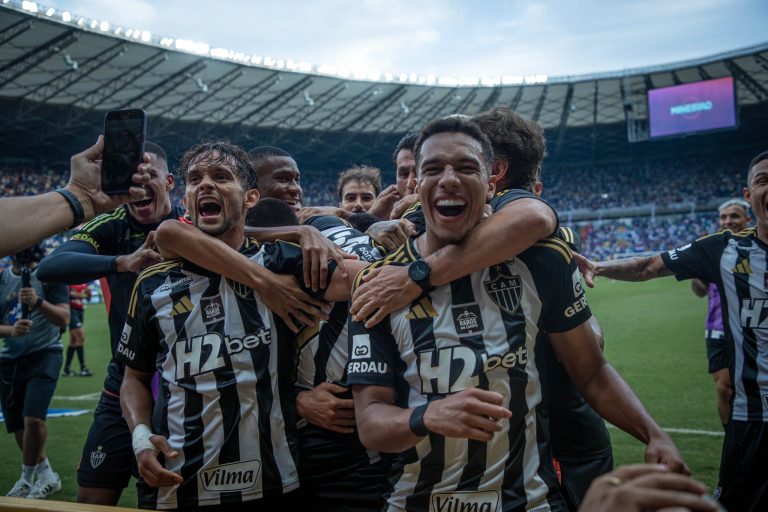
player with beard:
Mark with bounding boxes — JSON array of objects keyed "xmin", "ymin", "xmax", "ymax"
[
  {"xmin": 161, "ymin": 149, "xmax": 390, "ymax": 510},
  {"xmin": 118, "ymin": 141, "xmax": 357, "ymax": 510},
  {"xmin": 347, "ymin": 116, "xmax": 687, "ymax": 512}
]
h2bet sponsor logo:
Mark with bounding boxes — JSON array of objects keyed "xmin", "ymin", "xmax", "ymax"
[
  {"xmin": 199, "ymin": 459, "xmax": 260, "ymax": 493},
  {"xmin": 174, "ymin": 329, "xmax": 271, "ymax": 379},
  {"xmin": 430, "ymin": 490, "xmax": 500, "ymax": 512},
  {"xmin": 418, "ymin": 345, "xmax": 528, "ymax": 394},
  {"xmin": 740, "ymin": 298, "xmax": 768, "ymax": 328},
  {"xmin": 320, "ymin": 225, "xmax": 382, "ymax": 262}
]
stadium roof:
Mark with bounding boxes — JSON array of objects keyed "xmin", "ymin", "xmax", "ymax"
[{"xmin": 0, "ymin": 2, "xmax": 766, "ymax": 169}]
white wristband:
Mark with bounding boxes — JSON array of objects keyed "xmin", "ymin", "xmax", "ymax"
[{"xmin": 132, "ymin": 424, "xmax": 158, "ymax": 457}]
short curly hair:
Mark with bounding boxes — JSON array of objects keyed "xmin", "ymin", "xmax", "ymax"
[
  {"xmin": 177, "ymin": 140, "xmax": 257, "ymax": 190},
  {"xmin": 337, "ymin": 165, "xmax": 382, "ymax": 201}
]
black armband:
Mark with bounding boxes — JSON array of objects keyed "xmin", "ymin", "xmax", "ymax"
[
  {"xmin": 55, "ymin": 189, "xmax": 86, "ymax": 229},
  {"xmin": 409, "ymin": 403, "xmax": 430, "ymax": 437}
]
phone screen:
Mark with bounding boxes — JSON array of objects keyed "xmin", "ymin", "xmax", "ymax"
[{"xmin": 102, "ymin": 110, "xmax": 146, "ymax": 194}]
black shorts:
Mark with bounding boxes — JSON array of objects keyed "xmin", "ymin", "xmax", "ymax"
[
  {"xmin": 706, "ymin": 336, "xmax": 731, "ymax": 374},
  {"xmin": 77, "ymin": 392, "xmax": 138, "ymax": 489},
  {"xmin": 297, "ymin": 423, "xmax": 389, "ymax": 511},
  {"xmin": 0, "ymin": 348, "xmax": 62, "ymax": 433},
  {"xmin": 69, "ymin": 308, "xmax": 84, "ymax": 330},
  {"xmin": 556, "ymin": 452, "xmax": 614, "ymax": 511},
  {"xmin": 715, "ymin": 419, "xmax": 768, "ymax": 511}
]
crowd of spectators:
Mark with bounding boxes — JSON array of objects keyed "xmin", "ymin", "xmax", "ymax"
[
  {"xmin": 575, "ymin": 212, "xmax": 719, "ymax": 261},
  {"xmin": 543, "ymin": 155, "xmax": 746, "ymax": 212}
]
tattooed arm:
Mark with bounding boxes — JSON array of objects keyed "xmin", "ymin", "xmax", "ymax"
[{"xmin": 576, "ymin": 253, "xmax": 673, "ymax": 287}]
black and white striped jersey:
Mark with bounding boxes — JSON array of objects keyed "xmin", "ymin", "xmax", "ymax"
[
  {"xmin": 297, "ymin": 215, "xmax": 384, "ymax": 389},
  {"xmin": 117, "ymin": 239, "xmax": 325, "ymax": 510},
  {"xmin": 348, "ymin": 237, "xmax": 592, "ymax": 512},
  {"xmin": 662, "ymin": 227, "xmax": 768, "ymax": 422}
]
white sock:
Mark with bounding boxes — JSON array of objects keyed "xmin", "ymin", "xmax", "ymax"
[
  {"xmin": 34, "ymin": 458, "xmax": 55, "ymax": 482},
  {"xmin": 21, "ymin": 464, "xmax": 35, "ymax": 483}
]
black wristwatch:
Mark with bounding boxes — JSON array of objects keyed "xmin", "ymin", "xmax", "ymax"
[
  {"xmin": 408, "ymin": 260, "xmax": 435, "ymax": 293},
  {"xmin": 34, "ymin": 297, "xmax": 44, "ymax": 308}
]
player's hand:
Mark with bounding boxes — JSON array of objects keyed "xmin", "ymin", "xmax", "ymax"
[
  {"xmin": 10, "ymin": 319, "xmax": 33, "ymax": 337},
  {"xmin": 367, "ymin": 185, "xmax": 401, "ymax": 220},
  {"xmin": 644, "ymin": 432, "xmax": 690, "ymax": 475},
  {"xmin": 351, "ymin": 265, "xmax": 420, "ymax": 327},
  {"xmin": 365, "ymin": 219, "xmax": 414, "ymax": 253},
  {"xmin": 260, "ymin": 272, "xmax": 330, "ymax": 333},
  {"xmin": 66, "ymin": 136, "xmax": 151, "ymax": 221},
  {"xmin": 389, "ymin": 193, "xmax": 419, "ymax": 220},
  {"xmin": 116, "ymin": 231, "xmax": 164, "ymax": 273},
  {"xmin": 579, "ymin": 464, "xmax": 717, "ymax": 512},
  {"xmin": 296, "ymin": 206, "xmax": 350, "ymax": 224},
  {"xmin": 136, "ymin": 435, "xmax": 183, "ymax": 488},
  {"xmin": 296, "ymin": 225, "xmax": 357, "ymax": 291},
  {"xmin": 573, "ymin": 251, "xmax": 597, "ymax": 288},
  {"xmin": 17, "ymin": 287, "xmax": 39, "ymax": 306},
  {"xmin": 297, "ymin": 382, "xmax": 356, "ymax": 434},
  {"xmin": 422, "ymin": 388, "xmax": 511, "ymax": 442}
]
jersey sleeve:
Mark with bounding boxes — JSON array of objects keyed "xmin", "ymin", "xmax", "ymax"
[
  {"xmin": 346, "ymin": 315, "xmax": 398, "ymax": 388},
  {"xmin": 401, "ymin": 203, "xmax": 426, "ymax": 237},
  {"xmin": 660, "ymin": 233, "xmax": 727, "ymax": 284},
  {"xmin": 68, "ymin": 207, "xmax": 127, "ymax": 255},
  {"xmin": 304, "ymin": 215, "xmax": 384, "ymax": 262},
  {"xmin": 260, "ymin": 240, "xmax": 337, "ymax": 299},
  {"xmin": 115, "ymin": 276, "xmax": 159, "ymax": 373},
  {"xmin": 490, "ymin": 188, "xmax": 559, "ymax": 237},
  {"xmin": 528, "ymin": 238, "xmax": 592, "ymax": 332},
  {"xmin": 558, "ymin": 226, "xmax": 581, "ymax": 254}
]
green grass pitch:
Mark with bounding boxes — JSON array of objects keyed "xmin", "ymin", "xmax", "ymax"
[{"xmin": 0, "ymin": 277, "xmax": 722, "ymax": 506}]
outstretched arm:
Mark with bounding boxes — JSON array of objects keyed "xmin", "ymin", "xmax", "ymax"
[
  {"xmin": 550, "ymin": 320, "xmax": 689, "ymax": 474},
  {"xmin": 352, "ymin": 198, "xmax": 556, "ymax": 326},
  {"xmin": 574, "ymin": 252, "xmax": 672, "ymax": 288},
  {"xmin": 691, "ymin": 278, "xmax": 708, "ymax": 297}
]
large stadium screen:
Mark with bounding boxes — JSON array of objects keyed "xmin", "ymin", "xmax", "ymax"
[{"xmin": 647, "ymin": 77, "xmax": 737, "ymax": 138}]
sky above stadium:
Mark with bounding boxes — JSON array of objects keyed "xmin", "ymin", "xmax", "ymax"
[{"xmin": 46, "ymin": 0, "xmax": 768, "ymax": 78}]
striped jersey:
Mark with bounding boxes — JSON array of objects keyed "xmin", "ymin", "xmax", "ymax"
[
  {"xmin": 662, "ymin": 227, "xmax": 768, "ymax": 422},
  {"xmin": 297, "ymin": 215, "xmax": 384, "ymax": 389},
  {"xmin": 116, "ymin": 239, "xmax": 325, "ymax": 509},
  {"xmin": 347, "ymin": 237, "xmax": 592, "ymax": 512}
]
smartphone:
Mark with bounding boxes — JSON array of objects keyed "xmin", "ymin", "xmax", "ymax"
[{"xmin": 102, "ymin": 109, "xmax": 147, "ymax": 195}]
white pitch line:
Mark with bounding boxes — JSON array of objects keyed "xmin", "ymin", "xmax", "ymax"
[
  {"xmin": 53, "ymin": 392, "xmax": 102, "ymax": 401},
  {"xmin": 606, "ymin": 424, "xmax": 724, "ymax": 437}
]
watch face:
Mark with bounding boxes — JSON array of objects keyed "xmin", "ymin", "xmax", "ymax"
[{"xmin": 409, "ymin": 260, "xmax": 430, "ymax": 282}]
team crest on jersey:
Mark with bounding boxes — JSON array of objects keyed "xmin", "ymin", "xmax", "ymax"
[
  {"xmin": 227, "ymin": 279, "xmax": 253, "ymax": 299},
  {"xmin": 201, "ymin": 296, "xmax": 224, "ymax": 323},
  {"xmin": 452, "ymin": 304, "xmax": 484, "ymax": 336},
  {"xmin": 484, "ymin": 266, "xmax": 521, "ymax": 315},
  {"xmin": 90, "ymin": 446, "xmax": 106, "ymax": 469}
]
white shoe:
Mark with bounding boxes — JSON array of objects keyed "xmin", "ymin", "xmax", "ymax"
[
  {"xmin": 6, "ymin": 478, "xmax": 32, "ymax": 497},
  {"xmin": 27, "ymin": 473, "xmax": 61, "ymax": 499}
]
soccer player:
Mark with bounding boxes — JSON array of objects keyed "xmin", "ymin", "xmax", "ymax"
[
  {"xmin": 337, "ymin": 165, "xmax": 382, "ymax": 213},
  {"xmin": 0, "ymin": 244, "xmax": 69, "ymax": 499},
  {"xmin": 0, "ymin": 137, "xmax": 149, "ymax": 258},
  {"xmin": 369, "ymin": 132, "xmax": 419, "ymax": 221},
  {"xmin": 348, "ymin": 116, "xmax": 686, "ymax": 511},
  {"xmin": 118, "ymin": 140, "xmax": 354, "ymax": 510},
  {"xmin": 63, "ymin": 283, "xmax": 92, "ymax": 377},
  {"xmin": 37, "ymin": 142, "xmax": 182, "ymax": 505},
  {"xmin": 473, "ymin": 107, "xmax": 613, "ymax": 510},
  {"xmin": 691, "ymin": 198, "xmax": 750, "ymax": 428},
  {"xmin": 577, "ymin": 151, "xmax": 768, "ymax": 512}
]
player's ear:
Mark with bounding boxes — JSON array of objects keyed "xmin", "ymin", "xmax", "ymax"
[
  {"xmin": 166, "ymin": 173, "xmax": 175, "ymax": 191},
  {"xmin": 743, "ymin": 186, "xmax": 751, "ymax": 204},
  {"xmin": 534, "ymin": 181, "xmax": 543, "ymax": 197},
  {"xmin": 491, "ymin": 159, "xmax": 508, "ymax": 183},
  {"xmin": 244, "ymin": 188, "xmax": 260, "ymax": 209}
]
